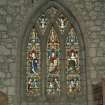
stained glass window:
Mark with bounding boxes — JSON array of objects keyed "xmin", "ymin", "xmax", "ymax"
[
  {"xmin": 26, "ymin": 26, "xmax": 41, "ymax": 96},
  {"xmin": 24, "ymin": 6, "xmax": 82, "ymax": 100},
  {"xmin": 65, "ymin": 27, "xmax": 80, "ymax": 95},
  {"xmin": 46, "ymin": 26, "xmax": 61, "ymax": 96}
]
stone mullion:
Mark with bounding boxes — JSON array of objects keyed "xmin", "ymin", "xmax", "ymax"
[
  {"xmin": 41, "ymin": 36, "xmax": 46, "ymax": 100},
  {"xmin": 59, "ymin": 34, "xmax": 66, "ymax": 98},
  {"xmin": 62, "ymin": 36, "xmax": 67, "ymax": 97}
]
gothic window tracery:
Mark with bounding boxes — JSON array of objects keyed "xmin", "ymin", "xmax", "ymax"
[{"xmin": 24, "ymin": 6, "xmax": 82, "ymax": 100}]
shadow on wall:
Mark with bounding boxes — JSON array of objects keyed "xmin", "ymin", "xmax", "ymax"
[{"xmin": 0, "ymin": 91, "xmax": 8, "ymax": 105}]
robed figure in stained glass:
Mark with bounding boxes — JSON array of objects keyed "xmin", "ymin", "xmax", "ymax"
[
  {"xmin": 49, "ymin": 51, "xmax": 58, "ymax": 73},
  {"xmin": 67, "ymin": 49, "xmax": 78, "ymax": 73},
  {"xmin": 47, "ymin": 27, "xmax": 60, "ymax": 74},
  {"xmin": 31, "ymin": 51, "xmax": 38, "ymax": 73},
  {"xmin": 27, "ymin": 46, "xmax": 39, "ymax": 73}
]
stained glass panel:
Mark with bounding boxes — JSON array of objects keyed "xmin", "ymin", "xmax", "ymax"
[
  {"xmin": 65, "ymin": 27, "xmax": 80, "ymax": 95},
  {"xmin": 46, "ymin": 26, "xmax": 61, "ymax": 96},
  {"xmin": 37, "ymin": 14, "xmax": 48, "ymax": 34},
  {"xmin": 26, "ymin": 26, "xmax": 41, "ymax": 96},
  {"xmin": 56, "ymin": 13, "xmax": 68, "ymax": 33}
]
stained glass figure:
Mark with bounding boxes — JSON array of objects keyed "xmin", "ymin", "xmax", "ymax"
[
  {"xmin": 37, "ymin": 14, "xmax": 48, "ymax": 34},
  {"xmin": 67, "ymin": 75, "xmax": 80, "ymax": 94},
  {"xmin": 26, "ymin": 26, "xmax": 41, "ymax": 96},
  {"xmin": 65, "ymin": 27, "xmax": 80, "ymax": 95},
  {"xmin": 46, "ymin": 26, "xmax": 61, "ymax": 96},
  {"xmin": 56, "ymin": 13, "xmax": 68, "ymax": 32}
]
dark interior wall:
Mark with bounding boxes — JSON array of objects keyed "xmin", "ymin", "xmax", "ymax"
[{"xmin": 0, "ymin": 0, "xmax": 105, "ymax": 105}]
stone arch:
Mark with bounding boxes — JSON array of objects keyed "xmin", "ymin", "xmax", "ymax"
[{"xmin": 17, "ymin": 1, "xmax": 88, "ymax": 105}]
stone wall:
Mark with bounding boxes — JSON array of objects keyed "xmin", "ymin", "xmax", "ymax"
[{"xmin": 0, "ymin": 0, "xmax": 105, "ymax": 105}]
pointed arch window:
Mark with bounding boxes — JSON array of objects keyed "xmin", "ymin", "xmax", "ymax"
[{"xmin": 23, "ymin": 4, "xmax": 85, "ymax": 102}]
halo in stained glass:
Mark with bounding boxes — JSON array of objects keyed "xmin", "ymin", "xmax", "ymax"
[{"xmin": 26, "ymin": 26, "xmax": 41, "ymax": 96}]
